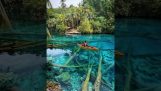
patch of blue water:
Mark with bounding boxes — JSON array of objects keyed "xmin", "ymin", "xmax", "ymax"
[
  {"xmin": 47, "ymin": 34, "xmax": 114, "ymax": 91},
  {"xmin": 47, "ymin": 48, "xmax": 71, "ymax": 65}
]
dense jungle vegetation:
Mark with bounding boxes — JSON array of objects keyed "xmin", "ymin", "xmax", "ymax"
[
  {"xmin": 0, "ymin": 0, "xmax": 46, "ymax": 30},
  {"xmin": 47, "ymin": 0, "xmax": 114, "ymax": 34},
  {"xmin": 1, "ymin": 0, "xmax": 161, "ymax": 30},
  {"xmin": 115, "ymin": 0, "xmax": 161, "ymax": 18},
  {"xmin": 1, "ymin": 0, "xmax": 46, "ymax": 21}
]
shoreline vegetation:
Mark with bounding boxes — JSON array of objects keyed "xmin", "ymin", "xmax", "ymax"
[{"xmin": 47, "ymin": 0, "xmax": 114, "ymax": 35}]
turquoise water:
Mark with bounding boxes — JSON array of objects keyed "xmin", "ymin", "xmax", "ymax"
[{"xmin": 47, "ymin": 34, "xmax": 114, "ymax": 91}]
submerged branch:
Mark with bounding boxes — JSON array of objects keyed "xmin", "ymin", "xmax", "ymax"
[
  {"xmin": 82, "ymin": 65, "xmax": 93, "ymax": 91},
  {"xmin": 52, "ymin": 63, "xmax": 89, "ymax": 68},
  {"xmin": 47, "ymin": 28, "xmax": 52, "ymax": 39},
  {"xmin": 124, "ymin": 46, "xmax": 132, "ymax": 91},
  {"xmin": 94, "ymin": 56, "xmax": 102, "ymax": 91},
  {"xmin": 64, "ymin": 47, "xmax": 81, "ymax": 65}
]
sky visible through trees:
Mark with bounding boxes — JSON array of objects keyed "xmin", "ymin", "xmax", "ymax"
[{"xmin": 50, "ymin": 0, "xmax": 82, "ymax": 8}]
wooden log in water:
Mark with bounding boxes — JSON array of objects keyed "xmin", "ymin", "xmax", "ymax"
[
  {"xmin": 64, "ymin": 47, "xmax": 81, "ymax": 65},
  {"xmin": 47, "ymin": 43, "xmax": 68, "ymax": 48},
  {"xmin": 94, "ymin": 56, "xmax": 102, "ymax": 91},
  {"xmin": 52, "ymin": 63, "xmax": 88, "ymax": 68},
  {"xmin": 0, "ymin": 41, "xmax": 44, "ymax": 51},
  {"xmin": 47, "ymin": 28, "xmax": 52, "ymax": 39},
  {"xmin": 82, "ymin": 65, "xmax": 93, "ymax": 91}
]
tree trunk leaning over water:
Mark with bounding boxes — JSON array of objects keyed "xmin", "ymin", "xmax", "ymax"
[{"xmin": 0, "ymin": 1, "xmax": 12, "ymax": 30}]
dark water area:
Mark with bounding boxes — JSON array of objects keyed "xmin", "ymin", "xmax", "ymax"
[
  {"xmin": 115, "ymin": 18, "xmax": 161, "ymax": 91},
  {"xmin": 0, "ymin": 23, "xmax": 46, "ymax": 91},
  {"xmin": 47, "ymin": 34, "xmax": 114, "ymax": 91},
  {"xmin": 0, "ymin": 53, "xmax": 46, "ymax": 91}
]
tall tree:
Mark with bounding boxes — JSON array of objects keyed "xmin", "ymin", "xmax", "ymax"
[
  {"xmin": 47, "ymin": 0, "xmax": 52, "ymax": 9},
  {"xmin": 61, "ymin": 0, "xmax": 66, "ymax": 8},
  {"xmin": 0, "ymin": 1, "xmax": 12, "ymax": 30}
]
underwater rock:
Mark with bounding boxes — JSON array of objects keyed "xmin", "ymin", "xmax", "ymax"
[
  {"xmin": 56, "ymin": 72, "xmax": 70, "ymax": 82},
  {"xmin": 47, "ymin": 81, "xmax": 61, "ymax": 91},
  {"xmin": 47, "ymin": 72, "xmax": 54, "ymax": 79},
  {"xmin": 64, "ymin": 52, "xmax": 71, "ymax": 56},
  {"xmin": 70, "ymin": 73, "xmax": 81, "ymax": 90},
  {"xmin": 79, "ymin": 55, "xmax": 88, "ymax": 60}
]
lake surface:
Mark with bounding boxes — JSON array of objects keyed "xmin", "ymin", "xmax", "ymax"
[
  {"xmin": 47, "ymin": 34, "xmax": 114, "ymax": 91},
  {"xmin": 0, "ymin": 23, "xmax": 46, "ymax": 91},
  {"xmin": 115, "ymin": 18, "xmax": 161, "ymax": 91}
]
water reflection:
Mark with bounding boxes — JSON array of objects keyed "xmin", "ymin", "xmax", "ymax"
[{"xmin": 115, "ymin": 18, "xmax": 161, "ymax": 91}]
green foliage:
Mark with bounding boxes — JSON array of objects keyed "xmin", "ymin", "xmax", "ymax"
[
  {"xmin": 90, "ymin": 20, "xmax": 102, "ymax": 33},
  {"xmin": 115, "ymin": 0, "xmax": 161, "ymax": 18},
  {"xmin": 47, "ymin": 0, "xmax": 114, "ymax": 34},
  {"xmin": 47, "ymin": 18, "xmax": 56, "ymax": 28},
  {"xmin": 61, "ymin": 0, "xmax": 66, "ymax": 8},
  {"xmin": 47, "ymin": 9, "xmax": 55, "ymax": 18},
  {"xmin": 56, "ymin": 24, "xmax": 68, "ymax": 33},
  {"xmin": 78, "ymin": 18, "xmax": 93, "ymax": 34},
  {"xmin": 84, "ymin": 0, "xmax": 114, "ymax": 33}
]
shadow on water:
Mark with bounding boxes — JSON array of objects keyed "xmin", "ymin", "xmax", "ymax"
[
  {"xmin": 0, "ymin": 23, "xmax": 46, "ymax": 91},
  {"xmin": 115, "ymin": 18, "xmax": 161, "ymax": 91}
]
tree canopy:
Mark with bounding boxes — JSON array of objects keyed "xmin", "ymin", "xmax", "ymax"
[
  {"xmin": 47, "ymin": 0, "xmax": 114, "ymax": 34},
  {"xmin": 115, "ymin": 0, "xmax": 161, "ymax": 18}
]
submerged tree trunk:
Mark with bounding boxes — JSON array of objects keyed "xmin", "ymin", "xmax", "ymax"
[
  {"xmin": 82, "ymin": 65, "xmax": 93, "ymax": 91},
  {"xmin": 47, "ymin": 28, "xmax": 52, "ymax": 39},
  {"xmin": 94, "ymin": 56, "xmax": 102, "ymax": 91}
]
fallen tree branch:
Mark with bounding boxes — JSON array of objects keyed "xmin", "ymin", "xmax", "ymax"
[
  {"xmin": 82, "ymin": 65, "xmax": 93, "ymax": 91},
  {"xmin": 94, "ymin": 56, "xmax": 102, "ymax": 91},
  {"xmin": 52, "ymin": 63, "xmax": 88, "ymax": 68},
  {"xmin": 64, "ymin": 47, "xmax": 81, "ymax": 65}
]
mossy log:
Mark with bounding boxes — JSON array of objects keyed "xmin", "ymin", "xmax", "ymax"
[
  {"xmin": 52, "ymin": 63, "xmax": 89, "ymax": 68},
  {"xmin": 82, "ymin": 65, "xmax": 93, "ymax": 91},
  {"xmin": 47, "ymin": 28, "xmax": 52, "ymax": 39},
  {"xmin": 94, "ymin": 56, "xmax": 102, "ymax": 91},
  {"xmin": 47, "ymin": 44, "xmax": 68, "ymax": 48},
  {"xmin": 64, "ymin": 47, "xmax": 81, "ymax": 65},
  {"xmin": 0, "ymin": 41, "xmax": 44, "ymax": 51}
]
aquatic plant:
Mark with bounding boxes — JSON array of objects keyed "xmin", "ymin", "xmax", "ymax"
[{"xmin": 55, "ymin": 72, "xmax": 70, "ymax": 82}]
